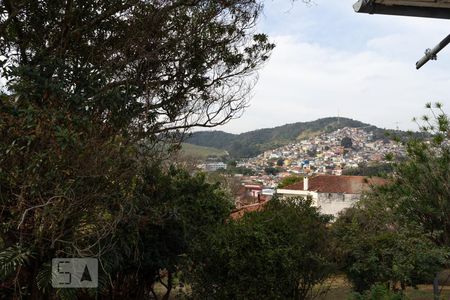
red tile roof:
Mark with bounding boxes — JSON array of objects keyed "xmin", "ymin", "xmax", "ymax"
[
  {"xmin": 283, "ymin": 175, "xmax": 388, "ymax": 194},
  {"xmin": 230, "ymin": 201, "xmax": 268, "ymax": 220}
]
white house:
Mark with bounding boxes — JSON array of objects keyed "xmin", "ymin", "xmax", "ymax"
[{"xmin": 276, "ymin": 175, "xmax": 387, "ymax": 216}]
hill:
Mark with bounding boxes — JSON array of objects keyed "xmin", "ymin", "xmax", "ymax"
[
  {"xmin": 186, "ymin": 117, "xmax": 403, "ymax": 158},
  {"xmin": 180, "ymin": 143, "xmax": 228, "ymax": 159}
]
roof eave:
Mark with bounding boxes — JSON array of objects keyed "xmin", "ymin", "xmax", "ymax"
[{"xmin": 353, "ymin": 0, "xmax": 450, "ymax": 19}]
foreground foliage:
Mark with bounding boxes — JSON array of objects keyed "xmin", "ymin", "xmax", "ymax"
[
  {"xmin": 351, "ymin": 284, "xmax": 405, "ymax": 300},
  {"xmin": 0, "ymin": 0, "xmax": 271, "ymax": 298},
  {"xmin": 189, "ymin": 197, "xmax": 335, "ymax": 300},
  {"xmin": 334, "ymin": 103, "xmax": 450, "ymax": 293}
]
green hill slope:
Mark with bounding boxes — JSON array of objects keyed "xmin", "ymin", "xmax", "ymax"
[
  {"xmin": 186, "ymin": 117, "xmax": 397, "ymax": 158},
  {"xmin": 180, "ymin": 143, "xmax": 228, "ymax": 159}
]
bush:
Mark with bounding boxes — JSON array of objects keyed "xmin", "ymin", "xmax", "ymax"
[
  {"xmin": 333, "ymin": 103, "xmax": 450, "ymax": 293},
  {"xmin": 188, "ymin": 196, "xmax": 335, "ymax": 300},
  {"xmin": 351, "ymin": 284, "xmax": 405, "ymax": 300}
]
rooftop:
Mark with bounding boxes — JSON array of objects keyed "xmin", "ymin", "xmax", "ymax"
[{"xmin": 230, "ymin": 200, "xmax": 268, "ymax": 220}]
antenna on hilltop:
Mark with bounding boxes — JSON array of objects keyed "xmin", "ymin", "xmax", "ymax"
[{"xmin": 337, "ymin": 108, "xmax": 340, "ymax": 126}]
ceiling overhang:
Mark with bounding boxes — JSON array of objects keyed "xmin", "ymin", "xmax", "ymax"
[{"xmin": 353, "ymin": 0, "xmax": 450, "ymax": 19}]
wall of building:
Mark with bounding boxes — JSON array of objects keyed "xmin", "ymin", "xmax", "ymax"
[
  {"xmin": 316, "ymin": 193, "xmax": 359, "ymax": 216},
  {"xmin": 276, "ymin": 189, "xmax": 360, "ymax": 217},
  {"xmin": 275, "ymin": 189, "xmax": 319, "ymax": 206}
]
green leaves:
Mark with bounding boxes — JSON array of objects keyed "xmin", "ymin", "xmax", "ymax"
[
  {"xmin": 0, "ymin": 244, "xmax": 34, "ymax": 280},
  {"xmin": 189, "ymin": 197, "xmax": 335, "ymax": 300},
  {"xmin": 334, "ymin": 103, "xmax": 450, "ymax": 293},
  {"xmin": 1, "ymin": 0, "xmax": 273, "ymax": 141}
]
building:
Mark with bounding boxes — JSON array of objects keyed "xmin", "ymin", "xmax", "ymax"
[
  {"xmin": 276, "ymin": 175, "xmax": 388, "ymax": 216},
  {"xmin": 202, "ymin": 162, "xmax": 227, "ymax": 171}
]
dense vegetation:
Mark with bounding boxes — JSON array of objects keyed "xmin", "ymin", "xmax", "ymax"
[
  {"xmin": 278, "ymin": 175, "xmax": 303, "ymax": 188},
  {"xmin": 0, "ymin": 0, "xmax": 273, "ymax": 298},
  {"xmin": 333, "ymin": 103, "xmax": 450, "ymax": 296},
  {"xmin": 189, "ymin": 197, "xmax": 335, "ymax": 300},
  {"xmin": 179, "ymin": 143, "xmax": 229, "ymax": 160},
  {"xmin": 342, "ymin": 162, "xmax": 394, "ymax": 177}
]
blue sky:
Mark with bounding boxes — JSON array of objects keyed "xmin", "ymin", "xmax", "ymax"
[{"xmin": 217, "ymin": 0, "xmax": 450, "ymax": 133}]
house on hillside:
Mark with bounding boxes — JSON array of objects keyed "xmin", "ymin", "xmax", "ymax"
[
  {"xmin": 235, "ymin": 184, "xmax": 263, "ymax": 207},
  {"xmin": 276, "ymin": 175, "xmax": 388, "ymax": 216}
]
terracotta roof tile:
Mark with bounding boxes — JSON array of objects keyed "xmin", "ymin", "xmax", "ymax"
[{"xmin": 230, "ymin": 201, "xmax": 268, "ymax": 220}]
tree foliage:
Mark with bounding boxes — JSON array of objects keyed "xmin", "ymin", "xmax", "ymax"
[
  {"xmin": 341, "ymin": 137, "xmax": 353, "ymax": 148},
  {"xmin": 343, "ymin": 163, "xmax": 394, "ymax": 177},
  {"xmin": 0, "ymin": 0, "xmax": 272, "ymax": 298},
  {"xmin": 1, "ymin": 0, "xmax": 274, "ymax": 140},
  {"xmin": 333, "ymin": 103, "xmax": 450, "ymax": 293},
  {"xmin": 264, "ymin": 166, "xmax": 279, "ymax": 175},
  {"xmin": 189, "ymin": 197, "xmax": 335, "ymax": 300},
  {"xmin": 278, "ymin": 174, "xmax": 302, "ymax": 188},
  {"xmin": 333, "ymin": 197, "xmax": 448, "ymax": 293},
  {"xmin": 103, "ymin": 167, "xmax": 233, "ymax": 298},
  {"xmin": 388, "ymin": 103, "xmax": 450, "ymax": 246}
]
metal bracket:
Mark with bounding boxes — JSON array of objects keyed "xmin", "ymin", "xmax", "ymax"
[{"xmin": 416, "ymin": 34, "xmax": 450, "ymax": 69}]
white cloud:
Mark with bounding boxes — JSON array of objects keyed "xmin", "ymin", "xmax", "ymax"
[{"xmin": 214, "ymin": 1, "xmax": 450, "ymax": 134}]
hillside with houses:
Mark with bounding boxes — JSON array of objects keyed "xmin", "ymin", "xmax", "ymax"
[
  {"xmin": 186, "ymin": 117, "xmax": 416, "ymax": 158},
  {"xmin": 238, "ymin": 126, "xmax": 405, "ymax": 178}
]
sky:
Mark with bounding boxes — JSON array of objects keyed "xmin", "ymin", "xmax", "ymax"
[{"xmin": 216, "ymin": 0, "xmax": 450, "ymax": 134}]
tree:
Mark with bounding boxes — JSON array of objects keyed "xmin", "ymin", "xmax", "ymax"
[
  {"xmin": 333, "ymin": 103, "xmax": 450, "ymax": 293},
  {"xmin": 264, "ymin": 166, "xmax": 279, "ymax": 175},
  {"xmin": 341, "ymin": 137, "xmax": 353, "ymax": 148},
  {"xmin": 276, "ymin": 158, "xmax": 284, "ymax": 166},
  {"xmin": 333, "ymin": 196, "xmax": 448, "ymax": 293},
  {"xmin": 1, "ymin": 0, "xmax": 274, "ymax": 141},
  {"xmin": 227, "ymin": 160, "xmax": 238, "ymax": 168},
  {"xmin": 386, "ymin": 102, "xmax": 450, "ymax": 246},
  {"xmin": 307, "ymin": 148, "xmax": 317, "ymax": 157},
  {"xmin": 278, "ymin": 175, "xmax": 302, "ymax": 188},
  {"xmin": 342, "ymin": 163, "xmax": 394, "ymax": 177},
  {"xmin": 0, "ymin": 0, "xmax": 273, "ymax": 298},
  {"xmin": 104, "ymin": 166, "xmax": 233, "ymax": 299},
  {"xmin": 188, "ymin": 197, "xmax": 335, "ymax": 300}
]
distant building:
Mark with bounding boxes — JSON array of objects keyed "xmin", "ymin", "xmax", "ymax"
[
  {"xmin": 201, "ymin": 162, "xmax": 227, "ymax": 171},
  {"xmin": 243, "ymin": 184, "xmax": 263, "ymax": 198},
  {"xmin": 262, "ymin": 188, "xmax": 275, "ymax": 196},
  {"xmin": 276, "ymin": 175, "xmax": 388, "ymax": 216}
]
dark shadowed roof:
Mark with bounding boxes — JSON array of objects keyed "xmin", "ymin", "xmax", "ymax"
[
  {"xmin": 354, "ymin": 0, "xmax": 450, "ymax": 19},
  {"xmin": 283, "ymin": 175, "xmax": 388, "ymax": 194}
]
